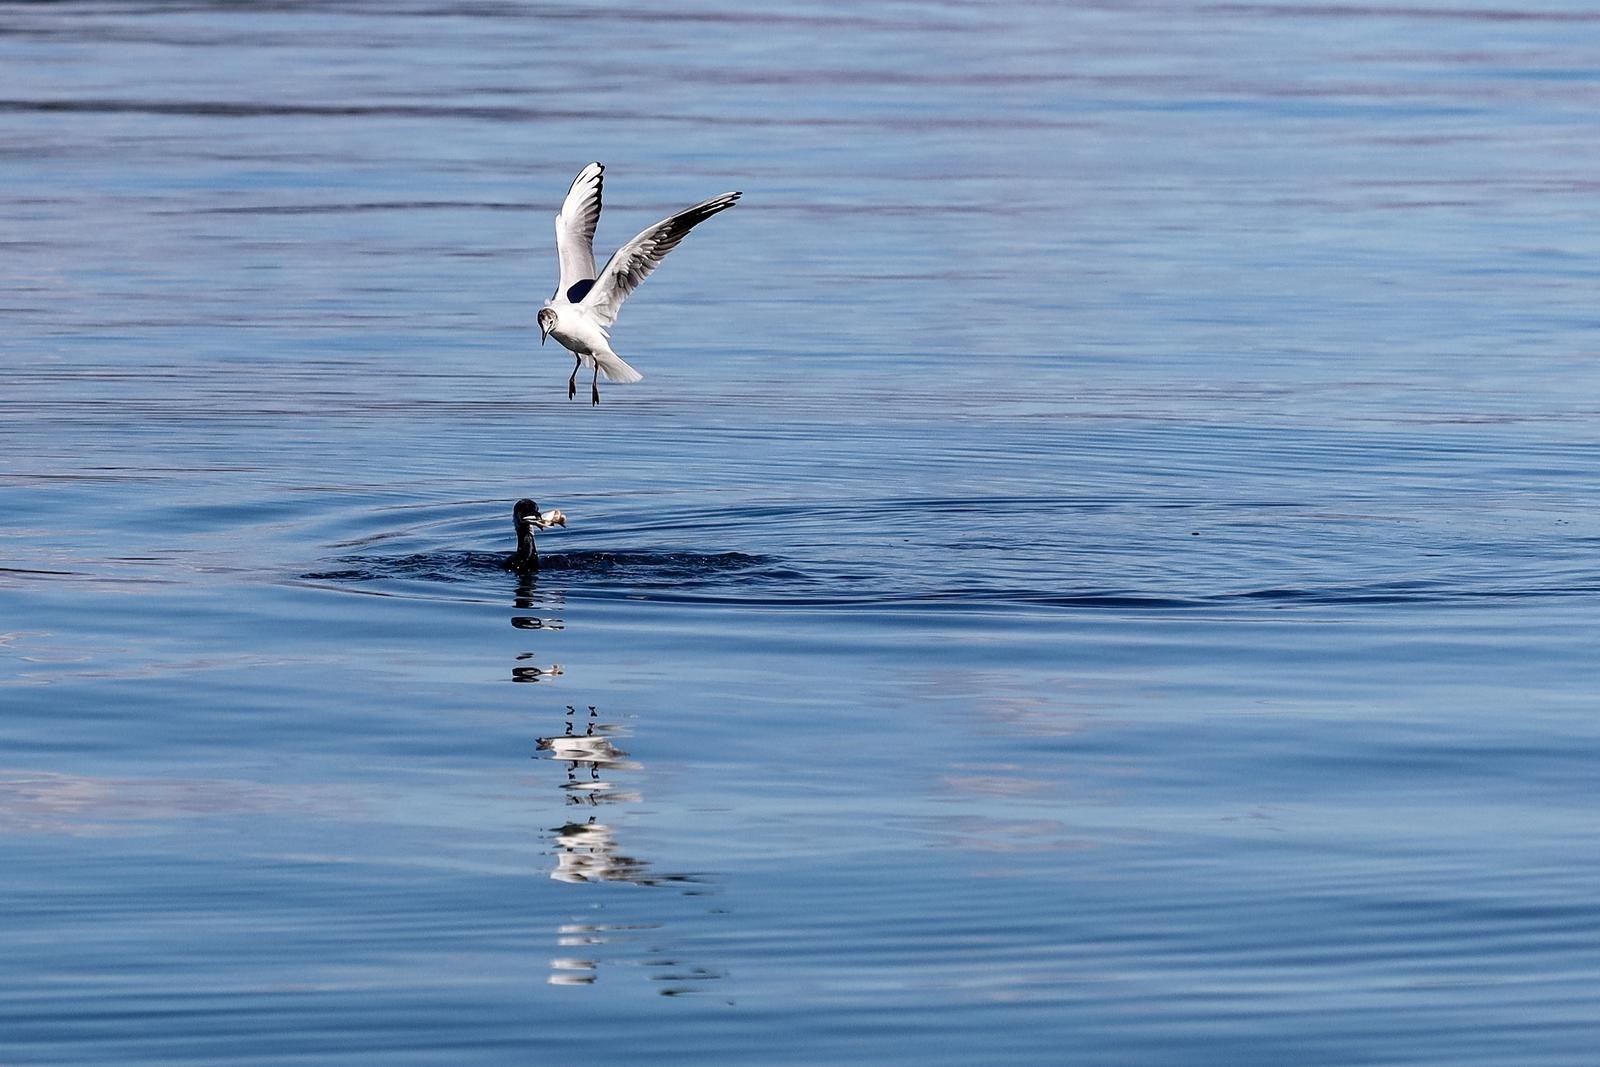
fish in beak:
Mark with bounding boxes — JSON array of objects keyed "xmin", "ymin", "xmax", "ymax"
[{"xmin": 523, "ymin": 508, "xmax": 565, "ymax": 530}]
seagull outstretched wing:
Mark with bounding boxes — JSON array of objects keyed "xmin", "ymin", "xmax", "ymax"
[
  {"xmin": 581, "ymin": 191, "xmax": 741, "ymax": 328},
  {"xmin": 553, "ymin": 162, "xmax": 603, "ymax": 300}
]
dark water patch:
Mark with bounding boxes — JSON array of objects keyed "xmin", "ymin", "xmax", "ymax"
[
  {"xmin": 1217, "ymin": 579, "xmax": 1600, "ymax": 607},
  {"xmin": 1208, "ymin": 3, "xmax": 1600, "ymax": 23},
  {"xmin": 0, "ymin": 96, "xmax": 1083, "ymax": 131},
  {"xmin": 588, "ymin": 580, "xmax": 1600, "ymax": 612},
  {"xmin": 284, "ymin": 489, "xmax": 1600, "ymax": 613},
  {"xmin": 299, "ymin": 551, "xmax": 1600, "ymax": 612},
  {"xmin": 172, "ymin": 200, "xmax": 530, "ymax": 216},
  {"xmin": 302, "ymin": 548, "xmax": 790, "ymax": 592},
  {"xmin": 0, "ymin": 98, "xmax": 675, "ymax": 124}
]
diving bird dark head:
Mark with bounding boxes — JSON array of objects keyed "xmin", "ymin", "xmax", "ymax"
[{"xmin": 537, "ymin": 307, "xmax": 556, "ymax": 345}]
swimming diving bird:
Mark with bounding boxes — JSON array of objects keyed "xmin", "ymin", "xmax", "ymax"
[
  {"xmin": 506, "ymin": 498, "xmax": 566, "ymax": 572},
  {"xmin": 537, "ymin": 162, "xmax": 741, "ymax": 405}
]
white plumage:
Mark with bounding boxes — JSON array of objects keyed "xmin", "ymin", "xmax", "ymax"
[{"xmin": 537, "ymin": 162, "xmax": 741, "ymax": 404}]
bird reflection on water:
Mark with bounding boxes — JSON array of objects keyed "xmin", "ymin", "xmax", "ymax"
[
  {"xmin": 511, "ymin": 579, "xmax": 723, "ymax": 994},
  {"xmin": 537, "ymin": 704, "xmax": 639, "ymax": 806},
  {"xmin": 511, "ymin": 658, "xmax": 563, "ymax": 683},
  {"xmin": 530, "ymin": 703, "xmax": 723, "ymax": 993},
  {"xmin": 510, "ymin": 572, "xmax": 565, "ymax": 680}
]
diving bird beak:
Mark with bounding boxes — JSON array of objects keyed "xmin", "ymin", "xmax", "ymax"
[{"xmin": 539, "ymin": 324, "xmax": 547, "ymax": 345}]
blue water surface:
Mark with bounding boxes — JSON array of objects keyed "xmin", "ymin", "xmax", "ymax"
[{"xmin": 4, "ymin": 2, "xmax": 1600, "ymax": 1064}]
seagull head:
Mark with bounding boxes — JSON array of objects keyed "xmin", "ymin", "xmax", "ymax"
[{"xmin": 536, "ymin": 307, "xmax": 556, "ymax": 345}]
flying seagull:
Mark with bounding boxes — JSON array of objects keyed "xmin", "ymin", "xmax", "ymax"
[{"xmin": 536, "ymin": 162, "xmax": 741, "ymax": 405}]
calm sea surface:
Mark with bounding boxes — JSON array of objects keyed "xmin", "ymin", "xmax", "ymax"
[{"xmin": 5, "ymin": 2, "xmax": 1600, "ymax": 1063}]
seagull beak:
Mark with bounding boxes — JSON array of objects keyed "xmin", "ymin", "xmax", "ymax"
[{"xmin": 539, "ymin": 324, "xmax": 547, "ymax": 345}]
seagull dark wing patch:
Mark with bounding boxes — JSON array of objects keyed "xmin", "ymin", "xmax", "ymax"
[
  {"xmin": 584, "ymin": 190, "xmax": 741, "ymax": 326},
  {"xmin": 566, "ymin": 278, "xmax": 596, "ymax": 303}
]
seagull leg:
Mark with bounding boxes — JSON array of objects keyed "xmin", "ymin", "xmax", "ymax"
[
  {"xmin": 568, "ymin": 355, "xmax": 579, "ymax": 400},
  {"xmin": 591, "ymin": 365, "xmax": 601, "ymax": 406}
]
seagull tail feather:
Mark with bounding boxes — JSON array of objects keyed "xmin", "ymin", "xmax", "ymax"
[{"xmin": 595, "ymin": 351, "xmax": 643, "ymax": 384}]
